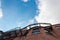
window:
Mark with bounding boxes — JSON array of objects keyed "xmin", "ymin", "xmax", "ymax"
[
  {"xmin": 44, "ymin": 30, "xmax": 48, "ymax": 33},
  {"xmin": 0, "ymin": 31, "xmax": 3, "ymax": 36},
  {"xmin": 44, "ymin": 28, "xmax": 52, "ymax": 34},
  {"xmin": 32, "ymin": 28, "xmax": 40, "ymax": 34},
  {"xmin": 0, "ymin": 32, "xmax": 2, "ymax": 36},
  {"xmin": 10, "ymin": 31, "xmax": 17, "ymax": 37},
  {"xmin": 0, "ymin": 31, "xmax": 3, "ymax": 39},
  {"xmin": 56, "ymin": 26, "xmax": 60, "ymax": 29}
]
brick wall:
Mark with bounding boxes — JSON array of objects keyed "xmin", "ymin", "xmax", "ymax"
[{"xmin": 4, "ymin": 23, "xmax": 60, "ymax": 40}]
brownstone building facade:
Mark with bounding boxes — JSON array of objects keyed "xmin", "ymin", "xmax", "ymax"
[{"xmin": 0, "ymin": 23, "xmax": 60, "ymax": 40}]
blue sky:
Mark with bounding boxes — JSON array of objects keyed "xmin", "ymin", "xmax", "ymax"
[{"xmin": 0, "ymin": 0, "xmax": 38, "ymax": 31}]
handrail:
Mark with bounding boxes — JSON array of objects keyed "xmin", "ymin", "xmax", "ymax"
[{"xmin": 23, "ymin": 23, "xmax": 52, "ymax": 30}]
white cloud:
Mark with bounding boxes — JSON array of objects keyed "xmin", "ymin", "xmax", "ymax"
[
  {"xmin": 0, "ymin": 28, "xmax": 3, "ymax": 31},
  {"xmin": 35, "ymin": 0, "xmax": 60, "ymax": 24},
  {"xmin": 17, "ymin": 22, "xmax": 24, "ymax": 27},
  {"xmin": 22, "ymin": 0, "xmax": 28, "ymax": 2},
  {"xmin": 0, "ymin": 0, "xmax": 1, "ymax": 7},
  {"xmin": 25, "ymin": 19, "xmax": 35, "ymax": 29},
  {"xmin": 0, "ymin": 0, "xmax": 3, "ymax": 18},
  {"xmin": 17, "ymin": 19, "xmax": 34, "ymax": 29},
  {"xmin": 17, "ymin": 18, "xmax": 37, "ymax": 30},
  {"xmin": 28, "ymin": 19, "xmax": 34, "ymax": 24},
  {"xmin": 0, "ymin": 8, "xmax": 3, "ymax": 18}
]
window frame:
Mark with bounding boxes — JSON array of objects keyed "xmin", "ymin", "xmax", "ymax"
[
  {"xmin": 32, "ymin": 28, "xmax": 40, "ymax": 34},
  {"xmin": 56, "ymin": 26, "xmax": 60, "ymax": 29}
]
